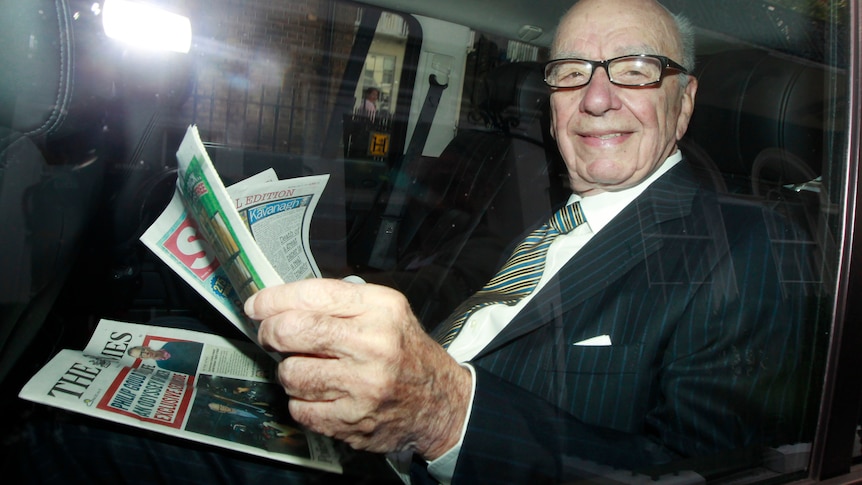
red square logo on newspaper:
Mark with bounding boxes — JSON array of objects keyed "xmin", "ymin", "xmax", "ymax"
[{"xmin": 164, "ymin": 218, "xmax": 219, "ymax": 280}]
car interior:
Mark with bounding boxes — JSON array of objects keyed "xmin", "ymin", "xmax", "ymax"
[{"xmin": 1, "ymin": 0, "xmax": 860, "ymax": 482}]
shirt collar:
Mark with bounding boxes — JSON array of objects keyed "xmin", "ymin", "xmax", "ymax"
[{"xmin": 568, "ymin": 151, "xmax": 683, "ymax": 234}]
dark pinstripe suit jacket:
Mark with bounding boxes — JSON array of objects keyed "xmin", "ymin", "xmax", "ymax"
[{"xmin": 447, "ymin": 161, "xmax": 819, "ymax": 483}]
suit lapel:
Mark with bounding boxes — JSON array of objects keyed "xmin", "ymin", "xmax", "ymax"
[{"xmin": 475, "ymin": 162, "xmax": 702, "ymax": 359}]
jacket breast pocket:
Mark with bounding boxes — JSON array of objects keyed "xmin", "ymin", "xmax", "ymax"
[
  {"xmin": 544, "ymin": 344, "xmax": 653, "ymax": 432},
  {"xmin": 559, "ymin": 344, "xmax": 646, "ymax": 375}
]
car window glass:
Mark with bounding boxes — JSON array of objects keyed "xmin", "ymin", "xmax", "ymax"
[{"xmin": 1, "ymin": 0, "xmax": 859, "ymax": 482}]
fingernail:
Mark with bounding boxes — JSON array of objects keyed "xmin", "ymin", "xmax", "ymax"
[
  {"xmin": 244, "ymin": 292, "xmax": 258, "ymax": 319},
  {"xmin": 341, "ymin": 274, "xmax": 366, "ymax": 284}
]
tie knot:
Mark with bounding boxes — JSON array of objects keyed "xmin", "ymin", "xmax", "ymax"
[{"xmin": 548, "ymin": 202, "xmax": 586, "ymax": 234}]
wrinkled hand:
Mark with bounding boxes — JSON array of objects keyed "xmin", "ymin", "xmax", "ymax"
[{"xmin": 245, "ymin": 278, "xmax": 471, "ymax": 460}]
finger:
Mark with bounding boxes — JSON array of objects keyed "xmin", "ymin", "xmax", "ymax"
[
  {"xmin": 278, "ymin": 354, "xmax": 352, "ymax": 401},
  {"xmin": 243, "ymin": 279, "xmax": 342, "ymax": 319},
  {"xmin": 245, "ymin": 278, "xmax": 397, "ymax": 320},
  {"xmin": 268, "ymin": 315, "xmax": 409, "ymax": 371},
  {"xmin": 279, "ymin": 352, "xmax": 399, "ymax": 402},
  {"xmin": 288, "ymin": 399, "xmax": 377, "ymax": 443},
  {"xmin": 257, "ymin": 297, "xmax": 411, "ymax": 358},
  {"xmin": 258, "ymin": 307, "xmax": 398, "ymax": 357},
  {"xmin": 257, "ymin": 308, "xmax": 355, "ymax": 356}
]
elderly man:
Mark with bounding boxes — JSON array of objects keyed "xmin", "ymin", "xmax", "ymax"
[
  {"xmin": 248, "ymin": 0, "xmax": 814, "ymax": 483},
  {"xmin": 4, "ymin": 1, "xmax": 814, "ymax": 483}
]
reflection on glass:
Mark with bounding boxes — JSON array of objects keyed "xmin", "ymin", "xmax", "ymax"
[{"xmin": 102, "ymin": 0, "xmax": 192, "ymax": 53}]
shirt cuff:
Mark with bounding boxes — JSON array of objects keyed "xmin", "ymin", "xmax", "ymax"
[{"xmin": 426, "ymin": 363, "xmax": 477, "ymax": 484}]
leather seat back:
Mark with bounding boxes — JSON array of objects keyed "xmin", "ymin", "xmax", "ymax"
[
  {"xmin": 0, "ymin": 0, "xmax": 107, "ymax": 383},
  {"xmin": 686, "ymin": 48, "xmax": 846, "ymax": 191},
  {"xmin": 684, "ymin": 47, "xmax": 843, "ymax": 325},
  {"xmin": 356, "ymin": 62, "xmax": 568, "ymax": 324}
]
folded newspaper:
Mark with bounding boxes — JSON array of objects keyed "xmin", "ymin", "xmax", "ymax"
[
  {"xmin": 141, "ymin": 125, "xmax": 329, "ymax": 344},
  {"xmin": 19, "ymin": 125, "xmax": 343, "ymax": 472},
  {"xmin": 19, "ymin": 319, "xmax": 342, "ymax": 473}
]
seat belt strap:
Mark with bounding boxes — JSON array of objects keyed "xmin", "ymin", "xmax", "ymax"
[{"xmin": 367, "ymin": 74, "xmax": 448, "ymax": 269}]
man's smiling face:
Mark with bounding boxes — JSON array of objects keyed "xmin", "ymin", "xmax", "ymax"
[{"xmin": 549, "ymin": 0, "xmax": 697, "ymax": 195}]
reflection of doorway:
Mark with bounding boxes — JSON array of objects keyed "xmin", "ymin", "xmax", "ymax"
[
  {"xmin": 353, "ymin": 12, "xmax": 408, "ymax": 116},
  {"xmin": 361, "ymin": 53, "xmax": 396, "ymax": 113}
]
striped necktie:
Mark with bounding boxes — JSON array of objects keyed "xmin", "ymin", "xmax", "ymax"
[{"xmin": 436, "ymin": 202, "xmax": 586, "ymax": 348}]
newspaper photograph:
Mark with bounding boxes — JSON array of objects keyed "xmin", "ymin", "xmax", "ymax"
[
  {"xmin": 141, "ymin": 126, "xmax": 328, "ymax": 342},
  {"xmin": 18, "ymin": 319, "xmax": 343, "ymax": 474}
]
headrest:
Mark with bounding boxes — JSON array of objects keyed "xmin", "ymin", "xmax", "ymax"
[
  {"xmin": 686, "ymin": 49, "xmax": 846, "ymax": 185},
  {"xmin": 0, "ymin": 0, "xmax": 70, "ymax": 136},
  {"xmin": 474, "ymin": 62, "xmax": 548, "ymax": 135},
  {"xmin": 0, "ymin": 0, "xmax": 115, "ymax": 143}
]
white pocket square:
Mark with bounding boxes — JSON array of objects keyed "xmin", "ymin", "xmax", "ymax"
[{"xmin": 573, "ymin": 334, "xmax": 612, "ymax": 346}]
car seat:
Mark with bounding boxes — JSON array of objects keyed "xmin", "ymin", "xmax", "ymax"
[
  {"xmin": 678, "ymin": 47, "xmax": 847, "ymax": 475},
  {"xmin": 684, "ymin": 48, "xmax": 845, "ymax": 292},
  {"xmin": 357, "ymin": 61, "xmax": 569, "ymax": 327},
  {"xmin": 0, "ymin": 0, "xmax": 109, "ymax": 383}
]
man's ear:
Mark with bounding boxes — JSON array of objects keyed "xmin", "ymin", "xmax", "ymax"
[
  {"xmin": 549, "ymin": 100, "xmax": 559, "ymax": 140},
  {"xmin": 675, "ymin": 76, "xmax": 698, "ymax": 140}
]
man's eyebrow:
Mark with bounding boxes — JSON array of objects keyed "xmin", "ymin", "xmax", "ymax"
[
  {"xmin": 551, "ymin": 51, "xmax": 585, "ymax": 60},
  {"xmin": 551, "ymin": 45, "xmax": 660, "ymax": 60},
  {"xmin": 631, "ymin": 45, "xmax": 661, "ymax": 55},
  {"xmin": 608, "ymin": 43, "xmax": 660, "ymax": 56}
]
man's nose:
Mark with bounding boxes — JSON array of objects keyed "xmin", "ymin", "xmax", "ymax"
[{"xmin": 580, "ymin": 66, "xmax": 617, "ymax": 114}]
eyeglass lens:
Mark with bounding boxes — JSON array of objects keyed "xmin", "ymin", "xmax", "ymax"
[{"xmin": 547, "ymin": 56, "xmax": 664, "ymax": 87}]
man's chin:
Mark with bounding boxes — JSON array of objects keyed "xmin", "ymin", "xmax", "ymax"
[{"xmin": 572, "ymin": 177, "xmax": 638, "ymax": 195}]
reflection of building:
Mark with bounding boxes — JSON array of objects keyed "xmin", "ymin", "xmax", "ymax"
[
  {"xmin": 181, "ymin": 1, "xmax": 414, "ymax": 156},
  {"xmin": 355, "ymin": 12, "xmax": 408, "ymax": 115},
  {"xmin": 179, "ymin": 1, "xmax": 548, "ymax": 157},
  {"xmin": 343, "ymin": 112, "xmax": 392, "ymax": 161},
  {"xmin": 361, "ymin": 54, "xmax": 395, "ymax": 112}
]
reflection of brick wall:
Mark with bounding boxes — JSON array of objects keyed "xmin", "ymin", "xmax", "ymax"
[{"xmin": 182, "ymin": 0, "xmax": 357, "ymax": 154}]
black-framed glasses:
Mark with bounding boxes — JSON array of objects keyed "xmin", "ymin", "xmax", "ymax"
[{"xmin": 544, "ymin": 54, "xmax": 689, "ymax": 88}]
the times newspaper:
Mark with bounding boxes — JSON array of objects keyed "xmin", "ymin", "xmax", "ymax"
[
  {"xmin": 19, "ymin": 126, "xmax": 343, "ymax": 472},
  {"xmin": 19, "ymin": 319, "xmax": 342, "ymax": 473}
]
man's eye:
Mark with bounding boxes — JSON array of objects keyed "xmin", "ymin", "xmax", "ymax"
[
  {"xmin": 557, "ymin": 68, "xmax": 587, "ymax": 82},
  {"xmin": 612, "ymin": 61, "xmax": 657, "ymax": 82},
  {"xmin": 621, "ymin": 69, "xmax": 649, "ymax": 78}
]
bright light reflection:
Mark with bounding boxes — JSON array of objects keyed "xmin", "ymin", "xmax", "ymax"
[{"xmin": 102, "ymin": 0, "xmax": 192, "ymax": 53}]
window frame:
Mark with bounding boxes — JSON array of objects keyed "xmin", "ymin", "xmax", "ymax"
[{"xmin": 807, "ymin": 0, "xmax": 862, "ymax": 480}]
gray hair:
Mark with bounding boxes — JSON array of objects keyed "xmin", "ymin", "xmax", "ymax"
[
  {"xmin": 551, "ymin": 1, "xmax": 697, "ymax": 87},
  {"xmin": 672, "ymin": 12, "xmax": 696, "ymax": 84}
]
